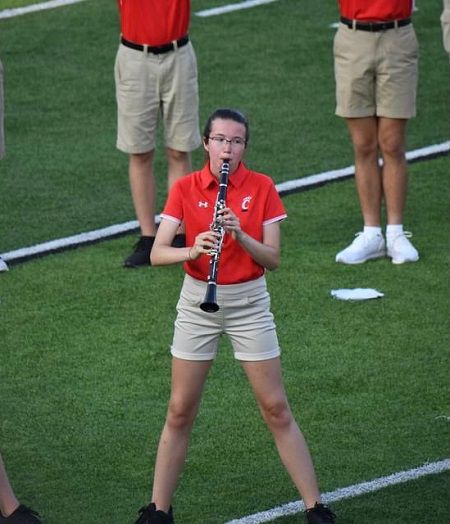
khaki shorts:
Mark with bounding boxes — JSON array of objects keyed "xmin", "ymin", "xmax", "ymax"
[
  {"xmin": 0, "ymin": 59, "xmax": 4, "ymax": 159},
  {"xmin": 334, "ymin": 23, "xmax": 418, "ymax": 119},
  {"xmin": 171, "ymin": 275, "xmax": 281, "ymax": 362},
  {"xmin": 114, "ymin": 41, "xmax": 201, "ymax": 154}
]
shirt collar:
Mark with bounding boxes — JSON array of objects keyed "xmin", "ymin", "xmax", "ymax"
[{"xmin": 199, "ymin": 162, "xmax": 250, "ymax": 190}]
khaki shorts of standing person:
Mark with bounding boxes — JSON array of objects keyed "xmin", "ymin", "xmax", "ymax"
[
  {"xmin": 114, "ymin": 41, "xmax": 201, "ymax": 154},
  {"xmin": 171, "ymin": 275, "xmax": 281, "ymax": 362},
  {"xmin": 334, "ymin": 23, "xmax": 419, "ymax": 119},
  {"xmin": 0, "ymin": 59, "xmax": 4, "ymax": 159}
]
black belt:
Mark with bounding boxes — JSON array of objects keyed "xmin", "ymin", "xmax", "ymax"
[
  {"xmin": 121, "ymin": 35, "xmax": 189, "ymax": 54},
  {"xmin": 340, "ymin": 17, "xmax": 411, "ymax": 32}
]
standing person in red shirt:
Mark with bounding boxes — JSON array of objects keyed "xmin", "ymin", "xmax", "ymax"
[
  {"xmin": 115, "ymin": 0, "xmax": 201, "ymax": 268},
  {"xmin": 132, "ymin": 108, "xmax": 336, "ymax": 524},
  {"xmin": 334, "ymin": 0, "xmax": 420, "ymax": 265}
]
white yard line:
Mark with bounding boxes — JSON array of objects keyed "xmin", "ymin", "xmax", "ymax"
[
  {"xmin": 224, "ymin": 459, "xmax": 450, "ymax": 523},
  {"xmin": 195, "ymin": 0, "xmax": 279, "ymax": 18},
  {"xmin": 1, "ymin": 141, "xmax": 448, "ymax": 265},
  {"xmin": 275, "ymin": 141, "xmax": 450, "ymax": 195},
  {"xmin": 1, "ymin": 220, "xmax": 141, "ymax": 264},
  {"xmin": 0, "ymin": 0, "xmax": 86, "ymax": 19}
]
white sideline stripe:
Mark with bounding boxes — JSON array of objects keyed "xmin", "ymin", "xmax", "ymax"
[
  {"xmin": 0, "ymin": 0, "xmax": 86, "ymax": 19},
  {"xmin": 195, "ymin": 0, "xmax": 279, "ymax": 18},
  {"xmin": 275, "ymin": 141, "xmax": 450, "ymax": 194},
  {"xmin": 1, "ymin": 220, "xmax": 143, "ymax": 262},
  {"xmin": 1, "ymin": 141, "xmax": 448, "ymax": 264},
  {"xmin": 224, "ymin": 459, "xmax": 450, "ymax": 524}
]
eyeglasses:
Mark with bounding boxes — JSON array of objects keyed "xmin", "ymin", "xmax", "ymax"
[{"xmin": 209, "ymin": 136, "xmax": 246, "ymax": 147}]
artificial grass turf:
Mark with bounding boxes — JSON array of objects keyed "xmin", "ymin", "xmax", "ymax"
[
  {"xmin": 1, "ymin": 156, "xmax": 448, "ymax": 523},
  {"xmin": 0, "ymin": 0, "xmax": 448, "ymax": 521},
  {"xmin": 0, "ymin": 0, "xmax": 448, "ymax": 253}
]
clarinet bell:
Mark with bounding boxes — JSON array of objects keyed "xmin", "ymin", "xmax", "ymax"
[{"xmin": 200, "ymin": 283, "xmax": 219, "ymax": 312}]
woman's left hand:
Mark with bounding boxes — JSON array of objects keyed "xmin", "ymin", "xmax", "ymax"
[{"xmin": 219, "ymin": 207, "xmax": 242, "ymax": 240}]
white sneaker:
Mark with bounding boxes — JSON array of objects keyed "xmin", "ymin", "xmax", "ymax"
[
  {"xmin": 336, "ymin": 232, "xmax": 386, "ymax": 264},
  {"xmin": 0, "ymin": 256, "xmax": 8, "ymax": 272},
  {"xmin": 387, "ymin": 231, "xmax": 419, "ymax": 264}
]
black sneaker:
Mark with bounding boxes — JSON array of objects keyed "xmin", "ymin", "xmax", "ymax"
[
  {"xmin": 171, "ymin": 234, "xmax": 186, "ymax": 248},
  {"xmin": 305, "ymin": 502, "xmax": 336, "ymax": 524},
  {"xmin": 0, "ymin": 505, "xmax": 42, "ymax": 523},
  {"xmin": 134, "ymin": 503, "xmax": 174, "ymax": 524},
  {"xmin": 123, "ymin": 236, "xmax": 155, "ymax": 268}
]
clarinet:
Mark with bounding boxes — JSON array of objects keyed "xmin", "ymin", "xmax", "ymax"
[{"xmin": 200, "ymin": 161, "xmax": 230, "ymax": 312}]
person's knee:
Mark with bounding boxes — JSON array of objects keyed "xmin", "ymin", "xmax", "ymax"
[
  {"xmin": 378, "ymin": 135, "xmax": 405, "ymax": 158},
  {"xmin": 166, "ymin": 399, "xmax": 196, "ymax": 431},
  {"xmin": 262, "ymin": 399, "xmax": 292, "ymax": 431},
  {"xmin": 378, "ymin": 120, "xmax": 407, "ymax": 158},
  {"xmin": 352, "ymin": 136, "xmax": 378, "ymax": 159},
  {"xmin": 166, "ymin": 148, "xmax": 189, "ymax": 163},
  {"xmin": 130, "ymin": 151, "xmax": 153, "ymax": 165}
]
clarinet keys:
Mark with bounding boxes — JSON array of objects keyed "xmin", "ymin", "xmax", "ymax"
[{"xmin": 200, "ymin": 161, "xmax": 230, "ymax": 312}]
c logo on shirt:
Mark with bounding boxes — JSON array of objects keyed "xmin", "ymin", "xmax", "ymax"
[
  {"xmin": 198, "ymin": 201, "xmax": 209, "ymax": 208},
  {"xmin": 241, "ymin": 196, "xmax": 252, "ymax": 211}
]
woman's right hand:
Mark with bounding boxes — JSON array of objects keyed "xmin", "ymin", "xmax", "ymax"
[{"xmin": 189, "ymin": 231, "xmax": 221, "ymax": 260}]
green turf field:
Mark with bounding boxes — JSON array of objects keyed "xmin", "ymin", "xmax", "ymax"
[{"xmin": 0, "ymin": 1, "xmax": 449, "ymax": 523}]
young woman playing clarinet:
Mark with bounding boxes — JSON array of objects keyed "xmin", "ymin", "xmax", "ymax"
[{"xmin": 133, "ymin": 108, "xmax": 336, "ymax": 524}]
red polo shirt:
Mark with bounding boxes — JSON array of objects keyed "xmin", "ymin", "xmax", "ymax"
[
  {"xmin": 117, "ymin": 0, "xmax": 190, "ymax": 46},
  {"xmin": 160, "ymin": 162, "xmax": 287, "ymax": 285},
  {"xmin": 338, "ymin": 0, "xmax": 413, "ymax": 21}
]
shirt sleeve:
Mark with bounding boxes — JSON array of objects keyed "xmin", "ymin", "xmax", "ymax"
[
  {"xmin": 263, "ymin": 180, "xmax": 287, "ymax": 226},
  {"xmin": 160, "ymin": 178, "xmax": 184, "ymax": 224}
]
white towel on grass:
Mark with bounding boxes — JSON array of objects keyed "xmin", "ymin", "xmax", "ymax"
[{"xmin": 330, "ymin": 288, "xmax": 384, "ymax": 300}]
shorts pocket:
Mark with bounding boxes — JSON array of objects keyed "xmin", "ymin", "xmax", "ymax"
[
  {"xmin": 245, "ymin": 288, "xmax": 270, "ymax": 307},
  {"xmin": 177, "ymin": 286, "xmax": 204, "ymax": 308}
]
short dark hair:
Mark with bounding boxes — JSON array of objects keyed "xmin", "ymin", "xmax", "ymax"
[{"xmin": 203, "ymin": 108, "xmax": 249, "ymax": 144}]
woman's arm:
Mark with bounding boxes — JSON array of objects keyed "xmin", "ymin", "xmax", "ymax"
[
  {"xmin": 237, "ymin": 222, "xmax": 281, "ymax": 271},
  {"xmin": 150, "ymin": 219, "xmax": 191, "ymax": 266},
  {"xmin": 151, "ymin": 219, "xmax": 220, "ymax": 266},
  {"xmin": 220, "ymin": 207, "xmax": 281, "ymax": 271}
]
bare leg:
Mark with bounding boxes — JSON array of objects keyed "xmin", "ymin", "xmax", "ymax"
[
  {"xmin": 129, "ymin": 148, "xmax": 190, "ymax": 238},
  {"xmin": 129, "ymin": 151, "xmax": 156, "ymax": 237},
  {"xmin": 378, "ymin": 117, "xmax": 409, "ymax": 225},
  {"xmin": 346, "ymin": 117, "xmax": 382, "ymax": 226},
  {"xmin": 166, "ymin": 148, "xmax": 192, "ymax": 234},
  {"xmin": 241, "ymin": 358, "xmax": 322, "ymax": 509},
  {"xmin": 151, "ymin": 358, "xmax": 213, "ymax": 512},
  {"xmin": 0, "ymin": 454, "xmax": 19, "ymax": 517},
  {"xmin": 165, "ymin": 148, "xmax": 191, "ymax": 190}
]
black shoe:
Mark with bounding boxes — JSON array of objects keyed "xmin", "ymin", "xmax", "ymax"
[
  {"xmin": 134, "ymin": 503, "xmax": 174, "ymax": 524},
  {"xmin": 0, "ymin": 505, "xmax": 42, "ymax": 523},
  {"xmin": 123, "ymin": 236, "xmax": 155, "ymax": 268},
  {"xmin": 305, "ymin": 503, "xmax": 336, "ymax": 524},
  {"xmin": 171, "ymin": 234, "xmax": 186, "ymax": 248}
]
